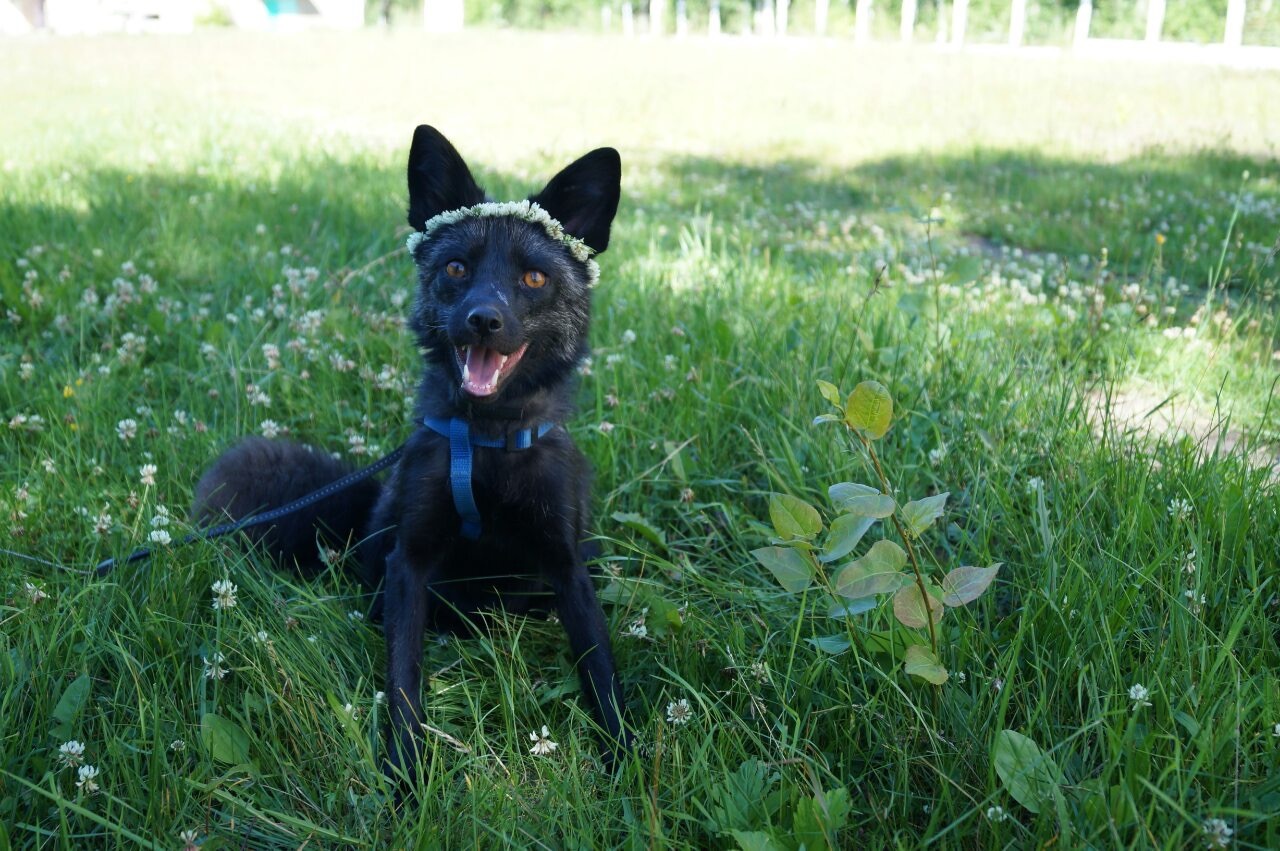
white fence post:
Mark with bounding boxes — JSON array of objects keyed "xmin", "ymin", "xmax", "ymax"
[
  {"xmin": 775, "ymin": 0, "xmax": 789, "ymax": 35},
  {"xmin": 951, "ymin": 0, "xmax": 968, "ymax": 45},
  {"xmin": 622, "ymin": 1, "xmax": 634, "ymax": 35},
  {"xmin": 900, "ymin": 0, "xmax": 916, "ymax": 41},
  {"xmin": 815, "ymin": 0, "xmax": 829, "ymax": 35},
  {"xmin": 1073, "ymin": 0, "xmax": 1092, "ymax": 46},
  {"xmin": 1223, "ymin": 0, "xmax": 1245, "ymax": 47},
  {"xmin": 709, "ymin": 0, "xmax": 721, "ymax": 35},
  {"xmin": 1144, "ymin": 0, "xmax": 1165, "ymax": 41},
  {"xmin": 854, "ymin": 0, "xmax": 872, "ymax": 43},
  {"xmin": 1008, "ymin": 0, "xmax": 1026, "ymax": 45},
  {"xmin": 676, "ymin": 0, "xmax": 688, "ymax": 34}
]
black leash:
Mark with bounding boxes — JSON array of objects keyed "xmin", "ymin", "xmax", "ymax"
[{"xmin": 92, "ymin": 443, "xmax": 405, "ymax": 578}]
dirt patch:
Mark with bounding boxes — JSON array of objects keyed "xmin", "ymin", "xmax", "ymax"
[{"xmin": 1086, "ymin": 384, "xmax": 1280, "ymax": 478}]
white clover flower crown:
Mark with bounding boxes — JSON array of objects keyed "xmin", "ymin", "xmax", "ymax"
[{"xmin": 405, "ymin": 200, "xmax": 601, "ymax": 287}]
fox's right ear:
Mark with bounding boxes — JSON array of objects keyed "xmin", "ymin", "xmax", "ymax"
[{"xmin": 406, "ymin": 125, "xmax": 486, "ymax": 231}]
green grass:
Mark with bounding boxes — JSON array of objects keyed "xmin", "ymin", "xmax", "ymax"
[{"xmin": 2, "ymin": 30, "xmax": 1279, "ymax": 849}]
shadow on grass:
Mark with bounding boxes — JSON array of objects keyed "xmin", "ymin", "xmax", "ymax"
[{"xmin": 1, "ymin": 145, "xmax": 1274, "ymax": 309}]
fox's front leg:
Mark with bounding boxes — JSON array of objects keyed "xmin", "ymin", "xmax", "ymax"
[
  {"xmin": 383, "ymin": 544, "xmax": 435, "ymax": 787},
  {"xmin": 551, "ymin": 560, "xmax": 632, "ymax": 760}
]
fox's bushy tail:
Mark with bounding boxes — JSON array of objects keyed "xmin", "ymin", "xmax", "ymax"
[{"xmin": 192, "ymin": 437, "xmax": 382, "ymax": 581}]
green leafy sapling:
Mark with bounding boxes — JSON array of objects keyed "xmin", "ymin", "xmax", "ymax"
[{"xmin": 752, "ymin": 380, "xmax": 1001, "ymax": 685}]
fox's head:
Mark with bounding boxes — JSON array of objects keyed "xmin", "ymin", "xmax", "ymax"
[{"xmin": 405, "ymin": 125, "xmax": 621, "ymax": 404}]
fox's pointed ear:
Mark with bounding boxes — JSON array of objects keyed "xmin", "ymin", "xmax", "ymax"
[
  {"xmin": 529, "ymin": 148, "xmax": 621, "ymax": 254},
  {"xmin": 406, "ymin": 125, "xmax": 486, "ymax": 231}
]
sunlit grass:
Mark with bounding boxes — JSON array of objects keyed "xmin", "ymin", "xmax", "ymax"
[{"xmin": 1, "ymin": 29, "xmax": 1278, "ymax": 849}]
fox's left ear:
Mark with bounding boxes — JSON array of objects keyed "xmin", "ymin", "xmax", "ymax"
[{"xmin": 529, "ymin": 148, "xmax": 621, "ymax": 254}]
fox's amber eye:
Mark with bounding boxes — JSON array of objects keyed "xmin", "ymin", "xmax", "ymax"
[
  {"xmin": 445, "ymin": 261, "xmax": 467, "ymax": 278},
  {"xmin": 522, "ymin": 270, "xmax": 546, "ymax": 289}
]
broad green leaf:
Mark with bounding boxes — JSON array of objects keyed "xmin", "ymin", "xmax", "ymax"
[
  {"xmin": 993, "ymin": 730, "xmax": 1063, "ymax": 814},
  {"xmin": 750, "ymin": 546, "xmax": 815, "ymax": 593},
  {"xmin": 826, "ymin": 597, "xmax": 877, "ymax": 618},
  {"xmin": 941, "ymin": 564, "xmax": 1002, "ymax": 606},
  {"xmin": 816, "ymin": 380, "xmax": 843, "ymax": 408},
  {"xmin": 662, "ymin": 441, "xmax": 688, "ymax": 483},
  {"xmin": 892, "ymin": 583, "xmax": 944, "ymax": 628},
  {"xmin": 50, "ymin": 674, "xmax": 92, "ymax": 741},
  {"xmin": 793, "ymin": 787, "xmax": 852, "ymax": 845},
  {"xmin": 768, "ymin": 494, "xmax": 822, "ymax": 541},
  {"xmin": 903, "ymin": 644, "xmax": 949, "ymax": 684},
  {"xmin": 805, "ymin": 635, "xmax": 851, "ymax": 654},
  {"xmin": 818, "ymin": 514, "xmax": 876, "ymax": 563},
  {"xmin": 611, "ymin": 512, "xmax": 667, "ymax": 550},
  {"xmin": 833, "ymin": 539, "xmax": 908, "ymax": 599},
  {"xmin": 948, "ymin": 255, "xmax": 984, "ymax": 286},
  {"xmin": 828, "ymin": 483, "xmax": 895, "ymax": 518},
  {"xmin": 844, "ymin": 380, "xmax": 893, "ymax": 439},
  {"xmin": 730, "ymin": 831, "xmax": 785, "ymax": 851},
  {"xmin": 200, "ymin": 713, "xmax": 251, "ymax": 766},
  {"xmin": 901, "ymin": 492, "xmax": 949, "ymax": 537}
]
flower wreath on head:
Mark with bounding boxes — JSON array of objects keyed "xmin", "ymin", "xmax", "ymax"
[{"xmin": 405, "ymin": 200, "xmax": 601, "ymax": 287}]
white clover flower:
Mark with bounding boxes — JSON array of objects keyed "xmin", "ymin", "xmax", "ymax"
[
  {"xmin": 24, "ymin": 581, "xmax": 49, "ymax": 604},
  {"xmin": 92, "ymin": 508, "xmax": 113, "ymax": 537},
  {"xmin": 76, "ymin": 764, "xmax": 100, "ymax": 794},
  {"xmin": 1182, "ymin": 549, "xmax": 1197, "ymax": 575},
  {"xmin": 598, "ymin": 421, "xmax": 615, "ymax": 434},
  {"xmin": 663, "ymin": 354, "xmax": 677, "ymax": 371},
  {"xmin": 348, "ymin": 610, "xmax": 364, "ymax": 622},
  {"xmin": 211, "ymin": 579, "xmax": 237, "ymax": 610},
  {"xmin": 169, "ymin": 739, "xmax": 186, "ymax": 752},
  {"xmin": 985, "ymin": 805, "xmax": 1009, "ymax": 822},
  {"xmin": 625, "ymin": 616, "xmax": 648, "ymax": 639},
  {"xmin": 260, "ymin": 419, "xmax": 281, "ymax": 438},
  {"xmin": 621, "ymin": 329, "xmax": 637, "ymax": 345},
  {"xmin": 928, "ymin": 445, "xmax": 947, "ymax": 466},
  {"xmin": 1202, "ymin": 817, "xmax": 1234, "ymax": 848},
  {"xmin": 528, "ymin": 725, "xmax": 558, "ymax": 756},
  {"xmin": 58, "ymin": 740, "xmax": 86, "ymax": 769},
  {"xmin": 179, "ymin": 828, "xmax": 200, "ymax": 850},
  {"xmin": 666, "ymin": 698, "xmax": 693, "ymax": 726},
  {"xmin": 1129, "ymin": 683, "xmax": 1152, "ymax": 710},
  {"xmin": 202, "ymin": 652, "xmax": 228, "ymax": 680},
  {"xmin": 1024, "ymin": 476, "xmax": 1044, "ymax": 495},
  {"xmin": 116, "ymin": 418, "xmax": 138, "ymax": 441},
  {"xmin": 138, "ymin": 464, "xmax": 157, "ymax": 486},
  {"xmin": 1168, "ymin": 498, "xmax": 1193, "ymax": 522},
  {"xmin": 149, "ymin": 529, "xmax": 172, "ymax": 546},
  {"xmin": 151, "ymin": 505, "xmax": 171, "ymax": 528}
]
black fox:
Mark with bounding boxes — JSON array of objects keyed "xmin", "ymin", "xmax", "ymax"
[{"xmin": 193, "ymin": 125, "xmax": 630, "ymax": 781}]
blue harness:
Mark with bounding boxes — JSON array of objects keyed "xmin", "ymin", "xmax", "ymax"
[{"xmin": 421, "ymin": 416, "xmax": 557, "ymax": 540}]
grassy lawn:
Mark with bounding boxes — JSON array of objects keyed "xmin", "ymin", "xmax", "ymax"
[{"xmin": 2, "ymin": 30, "xmax": 1279, "ymax": 849}]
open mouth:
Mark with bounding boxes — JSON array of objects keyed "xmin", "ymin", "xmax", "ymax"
[{"xmin": 454, "ymin": 343, "xmax": 529, "ymax": 398}]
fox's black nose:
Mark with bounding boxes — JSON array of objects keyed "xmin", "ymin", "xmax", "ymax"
[{"xmin": 466, "ymin": 307, "xmax": 503, "ymax": 335}]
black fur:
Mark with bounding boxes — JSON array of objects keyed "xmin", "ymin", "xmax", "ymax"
[{"xmin": 192, "ymin": 125, "xmax": 630, "ymax": 789}]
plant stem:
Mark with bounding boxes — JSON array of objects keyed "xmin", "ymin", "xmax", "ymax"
[{"xmin": 858, "ymin": 433, "xmax": 939, "ymax": 653}]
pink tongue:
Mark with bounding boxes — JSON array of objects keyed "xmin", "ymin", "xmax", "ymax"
[{"xmin": 463, "ymin": 346, "xmax": 504, "ymax": 396}]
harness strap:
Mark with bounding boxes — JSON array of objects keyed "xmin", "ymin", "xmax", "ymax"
[{"xmin": 421, "ymin": 416, "xmax": 556, "ymax": 539}]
